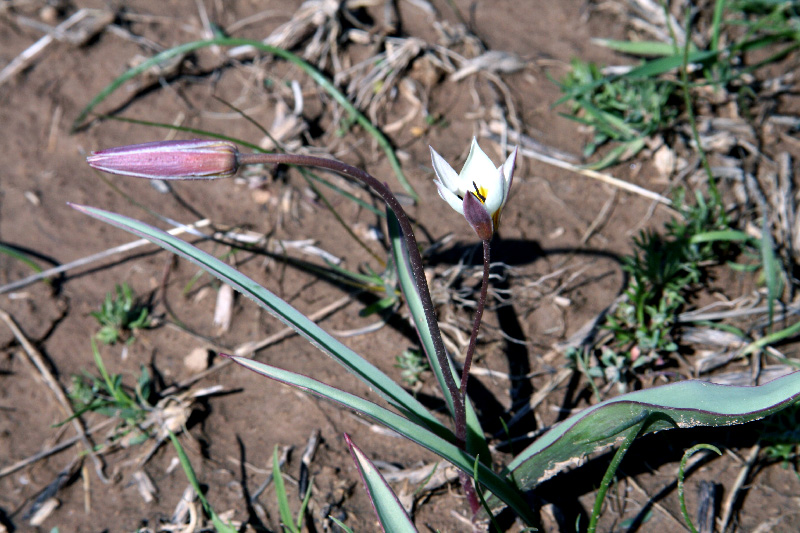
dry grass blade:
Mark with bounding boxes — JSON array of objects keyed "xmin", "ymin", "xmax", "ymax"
[
  {"xmin": 0, "ymin": 309, "xmax": 110, "ymax": 483},
  {"xmin": 0, "ymin": 418, "xmax": 116, "ymax": 480},
  {"xmin": 0, "ymin": 8, "xmax": 113, "ymax": 86},
  {"xmin": 721, "ymin": 444, "xmax": 761, "ymax": 532},
  {"xmin": 481, "ymin": 129, "xmax": 673, "ymax": 206},
  {"xmin": 0, "ymin": 219, "xmax": 210, "ymax": 295}
]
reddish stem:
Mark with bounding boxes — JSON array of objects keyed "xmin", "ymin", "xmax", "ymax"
[
  {"xmin": 460, "ymin": 239, "xmax": 491, "ymax": 398},
  {"xmin": 237, "ymin": 152, "xmax": 467, "ymax": 441}
]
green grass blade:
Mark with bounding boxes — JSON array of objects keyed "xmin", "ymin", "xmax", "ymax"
[
  {"xmin": 227, "ymin": 355, "xmax": 536, "ymax": 525},
  {"xmin": 273, "ymin": 445, "xmax": 299, "ymax": 533},
  {"xmin": 168, "ymin": 431, "xmax": 237, "ymax": 533},
  {"xmin": 690, "ymin": 229, "xmax": 752, "ymax": 244},
  {"xmin": 71, "ymin": 204, "xmax": 450, "ymax": 441},
  {"xmin": 329, "ymin": 516, "xmax": 355, "ymax": 533},
  {"xmin": 0, "ymin": 244, "xmax": 44, "ymax": 276},
  {"xmin": 592, "ymin": 38, "xmax": 693, "ymax": 57},
  {"xmin": 72, "ymin": 38, "xmax": 417, "ymax": 200},
  {"xmin": 507, "ymin": 372, "xmax": 800, "ymax": 490},
  {"xmin": 386, "ymin": 210, "xmax": 491, "ymax": 465},
  {"xmin": 344, "ymin": 434, "xmax": 418, "ymax": 532},
  {"xmin": 760, "ymin": 220, "xmax": 781, "ymax": 327},
  {"xmin": 742, "ymin": 320, "xmax": 800, "ymax": 357}
]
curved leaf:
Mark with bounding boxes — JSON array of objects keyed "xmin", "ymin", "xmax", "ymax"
[
  {"xmin": 508, "ymin": 373, "xmax": 800, "ymax": 490},
  {"xmin": 344, "ymin": 434, "xmax": 417, "ymax": 533},
  {"xmin": 226, "ymin": 354, "xmax": 536, "ymax": 525},
  {"xmin": 71, "ymin": 204, "xmax": 451, "ymax": 442},
  {"xmin": 387, "ymin": 210, "xmax": 491, "ymax": 465}
]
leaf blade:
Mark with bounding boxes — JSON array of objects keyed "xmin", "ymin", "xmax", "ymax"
[
  {"xmin": 344, "ymin": 434, "xmax": 418, "ymax": 533},
  {"xmin": 508, "ymin": 373, "xmax": 800, "ymax": 489},
  {"xmin": 71, "ymin": 204, "xmax": 450, "ymax": 441}
]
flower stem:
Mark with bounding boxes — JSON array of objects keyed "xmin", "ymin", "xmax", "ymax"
[
  {"xmin": 237, "ymin": 152, "xmax": 467, "ymax": 440},
  {"xmin": 460, "ymin": 239, "xmax": 491, "ymax": 398}
]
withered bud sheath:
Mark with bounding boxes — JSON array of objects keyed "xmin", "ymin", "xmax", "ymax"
[
  {"xmin": 86, "ymin": 139, "xmax": 239, "ymax": 179},
  {"xmin": 462, "ymin": 190, "xmax": 494, "ymax": 241}
]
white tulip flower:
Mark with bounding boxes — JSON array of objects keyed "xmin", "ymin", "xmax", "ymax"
[{"xmin": 430, "ymin": 138, "xmax": 517, "ymax": 240}]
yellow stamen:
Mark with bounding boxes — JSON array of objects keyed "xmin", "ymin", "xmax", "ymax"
[{"xmin": 472, "ymin": 182, "xmax": 487, "ymax": 203}]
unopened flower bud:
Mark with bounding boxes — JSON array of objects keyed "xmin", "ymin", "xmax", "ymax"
[
  {"xmin": 86, "ymin": 139, "xmax": 239, "ymax": 180},
  {"xmin": 462, "ymin": 189, "xmax": 494, "ymax": 241}
]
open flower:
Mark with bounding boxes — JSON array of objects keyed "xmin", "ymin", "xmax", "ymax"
[
  {"xmin": 87, "ymin": 139, "xmax": 239, "ymax": 179},
  {"xmin": 430, "ymin": 138, "xmax": 517, "ymax": 240}
]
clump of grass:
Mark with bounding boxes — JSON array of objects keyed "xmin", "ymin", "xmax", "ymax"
[
  {"xmin": 558, "ymin": 58, "xmax": 679, "ymax": 168},
  {"xmin": 90, "ymin": 282, "xmax": 151, "ymax": 345},
  {"xmin": 68, "ymin": 341, "xmax": 154, "ymax": 446},
  {"xmin": 597, "ymin": 190, "xmax": 733, "ymax": 387},
  {"xmin": 760, "ymin": 402, "xmax": 800, "ymax": 471}
]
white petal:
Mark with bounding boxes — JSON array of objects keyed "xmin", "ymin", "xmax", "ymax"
[
  {"xmin": 460, "ymin": 138, "xmax": 498, "ymax": 192},
  {"xmin": 435, "ymin": 179, "xmax": 465, "ymax": 214},
  {"xmin": 482, "ymin": 166, "xmax": 507, "ymax": 214},
  {"xmin": 429, "ymin": 146, "xmax": 464, "ymax": 196},
  {"xmin": 501, "ymin": 146, "xmax": 518, "ymax": 199}
]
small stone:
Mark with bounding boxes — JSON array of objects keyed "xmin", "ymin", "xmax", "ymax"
[{"xmin": 184, "ymin": 348, "xmax": 211, "ymax": 373}]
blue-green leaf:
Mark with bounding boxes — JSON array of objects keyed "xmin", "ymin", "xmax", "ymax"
[
  {"xmin": 507, "ymin": 373, "xmax": 800, "ymax": 490},
  {"xmin": 387, "ymin": 209, "xmax": 491, "ymax": 465},
  {"xmin": 344, "ymin": 434, "xmax": 417, "ymax": 532},
  {"xmin": 226, "ymin": 355, "xmax": 536, "ymax": 525},
  {"xmin": 71, "ymin": 204, "xmax": 451, "ymax": 442}
]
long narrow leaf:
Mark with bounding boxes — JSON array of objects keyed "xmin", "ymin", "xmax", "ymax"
[
  {"xmin": 387, "ymin": 210, "xmax": 491, "ymax": 465},
  {"xmin": 760, "ymin": 219, "xmax": 781, "ymax": 326},
  {"xmin": 226, "ymin": 355, "xmax": 536, "ymax": 525},
  {"xmin": 344, "ymin": 434, "xmax": 418, "ymax": 533},
  {"xmin": 592, "ymin": 38, "xmax": 693, "ymax": 57},
  {"xmin": 168, "ymin": 432, "xmax": 237, "ymax": 533},
  {"xmin": 387, "ymin": 210, "xmax": 453, "ymax": 411},
  {"xmin": 273, "ymin": 446, "xmax": 299, "ymax": 533},
  {"xmin": 71, "ymin": 204, "xmax": 451, "ymax": 442},
  {"xmin": 507, "ymin": 372, "xmax": 800, "ymax": 490},
  {"xmin": 72, "ymin": 38, "xmax": 416, "ymax": 200}
]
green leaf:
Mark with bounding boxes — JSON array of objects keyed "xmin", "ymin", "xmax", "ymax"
[
  {"xmin": 344, "ymin": 434, "xmax": 417, "ymax": 532},
  {"xmin": 507, "ymin": 373, "xmax": 800, "ymax": 490},
  {"xmin": 690, "ymin": 229, "xmax": 752, "ymax": 244},
  {"xmin": 386, "ymin": 210, "xmax": 491, "ymax": 465},
  {"xmin": 226, "ymin": 355, "xmax": 536, "ymax": 525},
  {"xmin": 592, "ymin": 38, "xmax": 693, "ymax": 57},
  {"xmin": 168, "ymin": 431, "xmax": 237, "ymax": 533},
  {"xmin": 0, "ymin": 244, "xmax": 44, "ymax": 275},
  {"xmin": 71, "ymin": 204, "xmax": 451, "ymax": 442},
  {"xmin": 273, "ymin": 445, "xmax": 299, "ymax": 533},
  {"xmin": 72, "ymin": 38, "xmax": 417, "ymax": 200},
  {"xmin": 387, "ymin": 209, "xmax": 453, "ymax": 412},
  {"xmin": 760, "ymin": 219, "xmax": 782, "ymax": 327}
]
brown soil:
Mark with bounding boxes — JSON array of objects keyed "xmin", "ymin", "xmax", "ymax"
[{"xmin": 1, "ymin": 1, "xmax": 798, "ymax": 532}]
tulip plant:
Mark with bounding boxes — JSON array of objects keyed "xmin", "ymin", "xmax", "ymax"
[{"xmin": 75, "ymin": 138, "xmax": 800, "ymax": 531}]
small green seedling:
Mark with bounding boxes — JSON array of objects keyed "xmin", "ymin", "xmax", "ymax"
[
  {"xmin": 557, "ymin": 58, "xmax": 677, "ymax": 168},
  {"xmin": 395, "ymin": 348, "xmax": 430, "ymax": 386},
  {"xmin": 169, "ymin": 431, "xmax": 237, "ymax": 532},
  {"xmin": 273, "ymin": 445, "xmax": 313, "ymax": 533},
  {"xmin": 90, "ymin": 282, "xmax": 151, "ymax": 345},
  {"xmin": 600, "ymin": 190, "xmax": 733, "ymax": 385},
  {"xmin": 67, "ymin": 341, "xmax": 153, "ymax": 446},
  {"xmin": 761, "ymin": 402, "xmax": 800, "ymax": 471}
]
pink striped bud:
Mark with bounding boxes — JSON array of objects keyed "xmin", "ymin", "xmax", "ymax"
[{"xmin": 86, "ymin": 139, "xmax": 239, "ymax": 179}]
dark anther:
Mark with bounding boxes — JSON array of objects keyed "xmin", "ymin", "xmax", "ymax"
[{"xmin": 472, "ymin": 182, "xmax": 486, "ymax": 202}]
